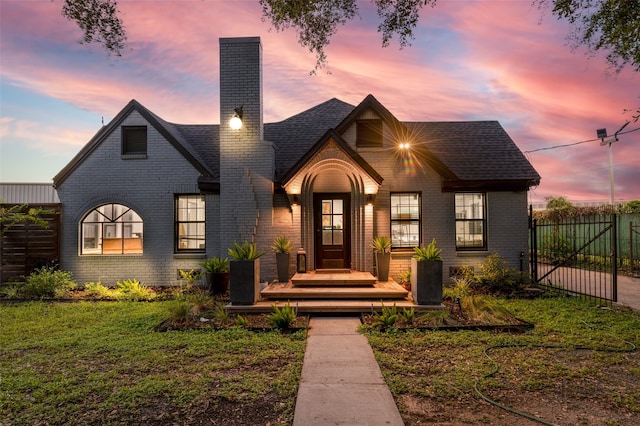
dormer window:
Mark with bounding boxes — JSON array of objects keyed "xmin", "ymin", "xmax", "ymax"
[
  {"xmin": 122, "ymin": 126, "xmax": 147, "ymax": 156},
  {"xmin": 356, "ymin": 119, "xmax": 382, "ymax": 148}
]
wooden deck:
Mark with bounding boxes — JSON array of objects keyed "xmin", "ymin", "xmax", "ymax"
[{"xmin": 226, "ymin": 270, "xmax": 443, "ymax": 313}]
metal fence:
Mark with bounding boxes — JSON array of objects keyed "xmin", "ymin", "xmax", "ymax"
[{"xmin": 529, "ymin": 207, "xmax": 617, "ymax": 303}]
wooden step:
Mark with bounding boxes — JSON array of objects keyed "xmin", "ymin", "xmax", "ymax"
[
  {"xmin": 291, "ymin": 270, "xmax": 376, "ymax": 286},
  {"xmin": 227, "ymin": 299, "xmax": 443, "ymax": 314},
  {"xmin": 261, "ymin": 281, "xmax": 408, "ymax": 300}
]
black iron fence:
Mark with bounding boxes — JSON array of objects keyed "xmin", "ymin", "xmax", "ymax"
[{"xmin": 529, "ymin": 207, "xmax": 618, "ymax": 303}]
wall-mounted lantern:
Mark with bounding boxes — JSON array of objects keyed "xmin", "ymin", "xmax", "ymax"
[
  {"xmin": 296, "ymin": 247, "xmax": 307, "ymax": 273},
  {"xmin": 366, "ymin": 193, "xmax": 376, "ymax": 206},
  {"xmin": 229, "ymin": 105, "xmax": 243, "ymax": 130}
]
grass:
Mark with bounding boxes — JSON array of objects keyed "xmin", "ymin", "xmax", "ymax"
[
  {"xmin": 0, "ymin": 301, "xmax": 305, "ymax": 425},
  {"xmin": 364, "ymin": 297, "xmax": 640, "ymax": 425}
]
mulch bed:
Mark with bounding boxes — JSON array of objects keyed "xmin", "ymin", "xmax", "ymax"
[
  {"xmin": 361, "ymin": 299, "xmax": 533, "ymax": 332},
  {"xmin": 154, "ymin": 314, "xmax": 310, "ymax": 332}
]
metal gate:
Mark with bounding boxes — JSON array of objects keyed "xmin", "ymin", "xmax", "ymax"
[
  {"xmin": 529, "ymin": 207, "xmax": 617, "ymax": 303},
  {"xmin": 628, "ymin": 221, "xmax": 640, "ymax": 277}
]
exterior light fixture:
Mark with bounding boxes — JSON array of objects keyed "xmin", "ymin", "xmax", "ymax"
[
  {"xmin": 291, "ymin": 194, "xmax": 300, "ymax": 206},
  {"xmin": 398, "ymin": 142, "xmax": 410, "ymax": 150},
  {"xmin": 366, "ymin": 194, "xmax": 376, "ymax": 205},
  {"xmin": 597, "ymin": 121, "xmax": 630, "ymax": 206},
  {"xmin": 296, "ymin": 248, "xmax": 307, "ymax": 273},
  {"xmin": 229, "ymin": 105, "xmax": 243, "ymax": 130}
]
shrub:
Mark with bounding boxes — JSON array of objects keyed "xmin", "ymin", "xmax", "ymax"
[
  {"xmin": 269, "ymin": 302, "xmax": 297, "ymax": 329},
  {"xmin": 399, "ymin": 307, "xmax": 415, "ymax": 324},
  {"xmin": 116, "ymin": 279, "xmax": 154, "ymax": 301},
  {"xmin": 84, "ymin": 281, "xmax": 117, "ymax": 299},
  {"xmin": 372, "ymin": 303, "xmax": 398, "ymax": 330},
  {"xmin": 21, "ymin": 267, "xmax": 76, "ymax": 298},
  {"xmin": 468, "ymin": 254, "xmax": 524, "ymax": 295},
  {"xmin": 235, "ymin": 314, "xmax": 249, "ymax": 327},
  {"xmin": 186, "ymin": 290, "xmax": 214, "ymax": 316},
  {"xmin": 213, "ymin": 301, "xmax": 230, "ymax": 323},
  {"xmin": 442, "ymin": 277, "xmax": 472, "ymax": 300},
  {"xmin": 167, "ymin": 299, "xmax": 192, "ymax": 322},
  {"xmin": 461, "ymin": 295, "xmax": 514, "ymax": 324},
  {"xmin": 0, "ymin": 283, "xmax": 20, "ymax": 299}
]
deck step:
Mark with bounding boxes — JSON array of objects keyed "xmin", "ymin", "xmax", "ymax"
[
  {"xmin": 227, "ymin": 299, "xmax": 442, "ymax": 314},
  {"xmin": 291, "ymin": 270, "xmax": 376, "ymax": 286},
  {"xmin": 261, "ymin": 282, "xmax": 408, "ymax": 300}
]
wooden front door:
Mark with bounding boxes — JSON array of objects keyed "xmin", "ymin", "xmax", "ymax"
[{"xmin": 314, "ymin": 193, "xmax": 350, "ymax": 269}]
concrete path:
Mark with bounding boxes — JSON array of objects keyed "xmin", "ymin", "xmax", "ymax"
[{"xmin": 293, "ymin": 317, "xmax": 404, "ymax": 426}]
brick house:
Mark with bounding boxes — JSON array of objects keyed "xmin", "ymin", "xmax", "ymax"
[{"xmin": 53, "ymin": 37, "xmax": 540, "ymax": 293}]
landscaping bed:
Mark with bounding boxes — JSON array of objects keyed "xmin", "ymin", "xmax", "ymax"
[
  {"xmin": 361, "ymin": 296, "xmax": 534, "ymax": 332},
  {"xmin": 154, "ymin": 313, "xmax": 309, "ymax": 332},
  {"xmin": 365, "ymin": 298, "xmax": 640, "ymax": 426}
]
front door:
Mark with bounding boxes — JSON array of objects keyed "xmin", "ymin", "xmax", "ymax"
[{"xmin": 314, "ymin": 193, "xmax": 350, "ymax": 269}]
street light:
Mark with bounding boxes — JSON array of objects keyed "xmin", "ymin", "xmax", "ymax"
[{"xmin": 597, "ymin": 121, "xmax": 630, "ymax": 206}]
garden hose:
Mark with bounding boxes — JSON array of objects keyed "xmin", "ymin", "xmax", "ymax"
[{"xmin": 473, "ymin": 322, "xmax": 637, "ymax": 426}]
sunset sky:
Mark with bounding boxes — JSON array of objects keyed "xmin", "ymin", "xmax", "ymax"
[{"xmin": 1, "ymin": 0, "xmax": 638, "ymax": 204}]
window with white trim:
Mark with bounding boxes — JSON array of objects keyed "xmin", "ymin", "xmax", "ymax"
[
  {"xmin": 455, "ymin": 192, "xmax": 486, "ymax": 250},
  {"xmin": 390, "ymin": 192, "xmax": 421, "ymax": 248},
  {"xmin": 81, "ymin": 204, "xmax": 143, "ymax": 255},
  {"xmin": 175, "ymin": 195, "xmax": 205, "ymax": 252}
]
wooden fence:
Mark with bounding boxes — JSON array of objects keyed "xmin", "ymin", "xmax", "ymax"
[{"xmin": 0, "ymin": 204, "xmax": 61, "ymax": 284}]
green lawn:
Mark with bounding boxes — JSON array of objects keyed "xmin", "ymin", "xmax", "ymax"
[
  {"xmin": 0, "ymin": 301, "xmax": 305, "ymax": 425},
  {"xmin": 364, "ymin": 297, "xmax": 640, "ymax": 425}
]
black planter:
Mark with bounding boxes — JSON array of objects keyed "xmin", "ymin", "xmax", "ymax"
[
  {"xmin": 411, "ymin": 258, "xmax": 443, "ymax": 305},
  {"xmin": 230, "ymin": 259, "xmax": 260, "ymax": 305},
  {"xmin": 275, "ymin": 252, "xmax": 290, "ymax": 283},
  {"xmin": 206, "ymin": 272, "xmax": 229, "ymax": 295},
  {"xmin": 375, "ymin": 252, "xmax": 391, "ymax": 282}
]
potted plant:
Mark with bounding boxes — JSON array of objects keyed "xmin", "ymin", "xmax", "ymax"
[
  {"xmin": 411, "ymin": 239, "xmax": 443, "ymax": 305},
  {"xmin": 271, "ymin": 235, "xmax": 293, "ymax": 283},
  {"xmin": 372, "ymin": 236, "xmax": 392, "ymax": 282},
  {"xmin": 199, "ymin": 257, "xmax": 229, "ymax": 295},
  {"xmin": 228, "ymin": 241, "xmax": 265, "ymax": 305}
]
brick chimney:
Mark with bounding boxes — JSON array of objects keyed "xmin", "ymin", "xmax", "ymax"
[
  {"xmin": 218, "ymin": 37, "xmax": 273, "ymax": 252},
  {"xmin": 219, "ymin": 37, "xmax": 263, "ymax": 141}
]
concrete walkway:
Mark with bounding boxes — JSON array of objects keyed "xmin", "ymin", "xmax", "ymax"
[{"xmin": 293, "ymin": 317, "xmax": 404, "ymax": 426}]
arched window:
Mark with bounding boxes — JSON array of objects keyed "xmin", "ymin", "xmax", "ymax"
[{"xmin": 81, "ymin": 204, "xmax": 143, "ymax": 255}]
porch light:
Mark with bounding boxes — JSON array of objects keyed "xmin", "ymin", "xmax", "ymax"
[
  {"xmin": 291, "ymin": 194, "xmax": 300, "ymax": 206},
  {"xmin": 398, "ymin": 142, "xmax": 410, "ymax": 150},
  {"xmin": 229, "ymin": 106, "xmax": 243, "ymax": 130},
  {"xmin": 366, "ymin": 194, "xmax": 376, "ymax": 205}
]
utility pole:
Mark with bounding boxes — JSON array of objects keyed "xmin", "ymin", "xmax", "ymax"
[{"xmin": 597, "ymin": 122, "xmax": 630, "ymax": 206}]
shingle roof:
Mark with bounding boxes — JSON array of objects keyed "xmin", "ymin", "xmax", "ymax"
[
  {"xmin": 265, "ymin": 98, "xmax": 356, "ymax": 181},
  {"xmin": 55, "ymin": 97, "xmax": 540, "ymax": 191},
  {"xmin": 404, "ymin": 121, "xmax": 540, "ymax": 187}
]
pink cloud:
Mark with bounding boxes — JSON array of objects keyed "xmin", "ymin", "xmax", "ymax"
[{"xmin": 1, "ymin": 0, "xmax": 638, "ymax": 200}]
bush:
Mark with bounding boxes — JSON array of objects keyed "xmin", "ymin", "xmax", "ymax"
[
  {"xmin": 442, "ymin": 277, "xmax": 472, "ymax": 300},
  {"xmin": 116, "ymin": 279, "xmax": 154, "ymax": 301},
  {"xmin": 468, "ymin": 254, "xmax": 525, "ymax": 295},
  {"xmin": 84, "ymin": 282, "xmax": 118, "ymax": 299},
  {"xmin": 21, "ymin": 267, "xmax": 76, "ymax": 298},
  {"xmin": 167, "ymin": 299, "xmax": 192, "ymax": 323},
  {"xmin": 269, "ymin": 302, "xmax": 297, "ymax": 329},
  {"xmin": 372, "ymin": 303, "xmax": 398, "ymax": 330}
]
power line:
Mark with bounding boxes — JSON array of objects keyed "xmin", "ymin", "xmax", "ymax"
[{"xmin": 524, "ymin": 125, "xmax": 639, "ymax": 154}]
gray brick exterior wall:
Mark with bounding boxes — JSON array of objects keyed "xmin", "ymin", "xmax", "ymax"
[
  {"xmin": 56, "ymin": 111, "xmax": 213, "ymax": 287},
  {"xmin": 55, "ymin": 36, "xmax": 532, "ymax": 288}
]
